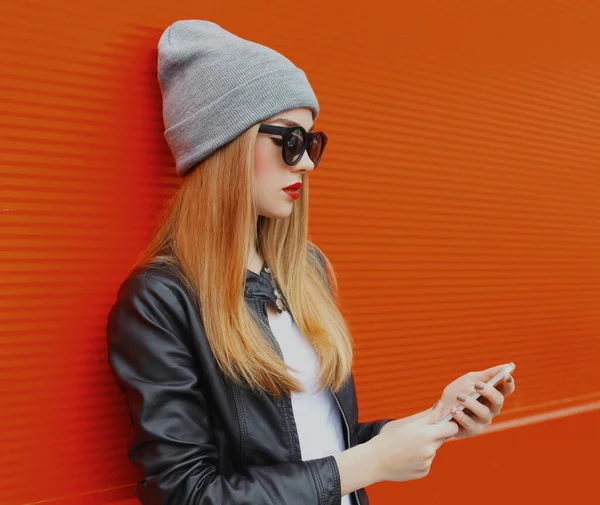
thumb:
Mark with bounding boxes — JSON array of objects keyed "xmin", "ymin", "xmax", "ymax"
[
  {"xmin": 422, "ymin": 400, "xmax": 443, "ymax": 424},
  {"xmin": 474, "ymin": 362, "xmax": 515, "ymax": 382}
]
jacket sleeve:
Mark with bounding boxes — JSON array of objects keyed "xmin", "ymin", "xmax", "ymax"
[
  {"xmin": 356, "ymin": 419, "xmax": 394, "ymax": 444},
  {"xmin": 106, "ymin": 273, "xmax": 342, "ymax": 505},
  {"xmin": 309, "ymin": 244, "xmax": 395, "ymax": 445}
]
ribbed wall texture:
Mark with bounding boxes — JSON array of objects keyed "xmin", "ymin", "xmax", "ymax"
[{"xmin": 1, "ymin": 1, "xmax": 599, "ymax": 504}]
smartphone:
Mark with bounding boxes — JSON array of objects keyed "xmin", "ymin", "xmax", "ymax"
[{"xmin": 436, "ymin": 362, "xmax": 516, "ymax": 424}]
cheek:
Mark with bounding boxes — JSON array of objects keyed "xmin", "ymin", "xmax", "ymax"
[
  {"xmin": 254, "ymin": 143, "xmax": 283, "ymax": 187},
  {"xmin": 254, "ymin": 144, "xmax": 271, "ymax": 179},
  {"xmin": 254, "ymin": 151, "xmax": 273, "ymax": 202}
]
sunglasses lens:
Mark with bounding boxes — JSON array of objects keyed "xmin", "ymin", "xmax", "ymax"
[
  {"xmin": 307, "ymin": 133, "xmax": 324, "ymax": 165},
  {"xmin": 283, "ymin": 128, "xmax": 305, "ymax": 164},
  {"xmin": 282, "ymin": 128, "xmax": 326, "ymax": 167}
]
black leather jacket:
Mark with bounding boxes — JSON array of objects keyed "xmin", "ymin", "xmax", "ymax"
[{"xmin": 106, "ymin": 254, "xmax": 393, "ymax": 505}]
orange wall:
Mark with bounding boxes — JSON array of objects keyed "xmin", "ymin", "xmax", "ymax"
[{"xmin": 1, "ymin": 2, "xmax": 599, "ymax": 504}]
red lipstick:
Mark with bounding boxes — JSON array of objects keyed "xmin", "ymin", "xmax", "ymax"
[{"xmin": 282, "ymin": 182, "xmax": 302, "ymax": 201}]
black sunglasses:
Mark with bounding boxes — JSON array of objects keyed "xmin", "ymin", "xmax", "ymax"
[{"xmin": 258, "ymin": 124, "xmax": 328, "ymax": 168}]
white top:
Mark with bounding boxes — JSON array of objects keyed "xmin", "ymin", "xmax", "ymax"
[{"xmin": 269, "ymin": 309, "xmax": 352, "ymax": 505}]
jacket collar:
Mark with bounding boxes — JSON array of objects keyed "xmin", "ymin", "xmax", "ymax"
[{"xmin": 244, "ymin": 261, "xmax": 282, "ymax": 311}]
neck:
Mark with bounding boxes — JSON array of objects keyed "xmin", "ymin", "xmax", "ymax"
[
  {"xmin": 249, "ymin": 216, "xmax": 264, "ymax": 274},
  {"xmin": 247, "ymin": 244, "xmax": 264, "ymax": 275}
]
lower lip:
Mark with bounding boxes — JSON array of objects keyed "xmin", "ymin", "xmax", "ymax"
[{"xmin": 283, "ymin": 188, "xmax": 300, "ymax": 200}]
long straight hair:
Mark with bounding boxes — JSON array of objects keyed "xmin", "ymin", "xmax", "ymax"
[{"xmin": 133, "ymin": 122, "xmax": 354, "ymax": 399}]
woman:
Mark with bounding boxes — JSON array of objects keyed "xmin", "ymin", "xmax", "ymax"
[{"xmin": 106, "ymin": 19, "xmax": 516, "ymax": 505}]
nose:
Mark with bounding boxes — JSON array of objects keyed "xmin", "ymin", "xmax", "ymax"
[{"xmin": 291, "ymin": 148, "xmax": 315, "ymax": 174}]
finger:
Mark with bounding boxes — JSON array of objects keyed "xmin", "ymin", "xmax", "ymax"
[
  {"xmin": 477, "ymin": 396, "xmax": 492, "ymax": 409},
  {"xmin": 430, "ymin": 420, "xmax": 460, "ymax": 440},
  {"xmin": 430, "ymin": 399, "xmax": 445, "ymax": 422},
  {"xmin": 495, "ymin": 375, "xmax": 516, "ymax": 397},
  {"xmin": 474, "ymin": 363, "xmax": 513, "ymax": 382},
  {"xmin": 422, "ymin": 400, "xmax": 445, "ymax": 424},
  {"xmin": 472, "ymin": 381, "xmax": 504, "ymax": 416},
  {"xmin": 456, "ymin": 393, "xmax": 494, "ymax": 423},
  {"xmin": 462, "ymin": 407, "xmax": 476, "ymax": 419},
  {"xmin": 450, "ymin": 405, "xmax": 480, "ymax": 433}
]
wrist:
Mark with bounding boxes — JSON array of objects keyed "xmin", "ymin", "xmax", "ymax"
[
  {"xmin": 378, "ymin": 418, "xmax": 399, "ymax": 435},
  {"xmin": 363, "ymin": 438, "xmax": 385, "ymax": 485},
  {"xmin": 335, "ymin": 439, "xmax": 384, "ymax": 493},
  {"xmin": 380, "ymin": 407, "xmax": 434, "ymax": 434}
]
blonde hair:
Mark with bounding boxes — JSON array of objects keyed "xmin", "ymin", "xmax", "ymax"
[{"xmin": 133, "ymin": 123, "xmax": 354, "ymax": 399}]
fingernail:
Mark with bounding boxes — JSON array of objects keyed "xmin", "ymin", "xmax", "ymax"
[
  {"xmin": 474, "ymin": 381, "xmax": 485, "ymax": 390},
  {"xmin": 506, "ymin": 376, "xmax": 513, "ymax": 383},
  {"xmin": 457, "ymin": 393, "xmax": 467, "ymax": 402},
  {"xmin": 451, "ymin": 406, "xmax": 460, "ymax": 415}
]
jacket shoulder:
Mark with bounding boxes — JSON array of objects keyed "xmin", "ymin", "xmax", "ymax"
[
  {"xmin": 118, "ymin": 261, "xmax": 195, "ymax": 304},
  {"xmin": 307, "ymin": 242, "xmax": 333, "ymax": 295},
  {"xmin": 307, "ymin": 242, "xmax": 326, "ymax": 267},
  {"xmin": 108, "ymin": 262, "xmax": 198, "ymax": 339}
]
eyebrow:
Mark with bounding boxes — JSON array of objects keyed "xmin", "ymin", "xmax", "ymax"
[{"xmin": 268, "ymin": 117, "xmax": 314, "ymax": 132}]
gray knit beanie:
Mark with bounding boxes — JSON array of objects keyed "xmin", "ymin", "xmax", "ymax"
[{"xmin": 157, "ymin": 20, "xmax": 320, "ymax": 177}]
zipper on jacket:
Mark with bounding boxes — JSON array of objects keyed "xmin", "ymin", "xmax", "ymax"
[
  {"xmin": 255, "ymin": 298, "xmax": 302, "ymax": 462},
  {"xmin": 332, "ymin": 392, "xmax": 362, "ymax": 505},
  {"xmin": 255, "ymin": 297, "xmax": 285, "ymax": 360},
  {"xmin": 253, "ymin": 294, "xmax": 361, "ymax": 504}
]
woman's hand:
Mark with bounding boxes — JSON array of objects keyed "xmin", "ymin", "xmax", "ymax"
[
  {"xmin": 367, "ymin": 409, "xmax": 459, "ymax": 483},
  {"xmin": 432, "ymin": 363, "xmax": 516, "ymax": 438}
]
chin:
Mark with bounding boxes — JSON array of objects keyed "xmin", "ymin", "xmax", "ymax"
[{"xmin": 260, "ymin": 206, "xmax": 293, "ymax": 220}]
